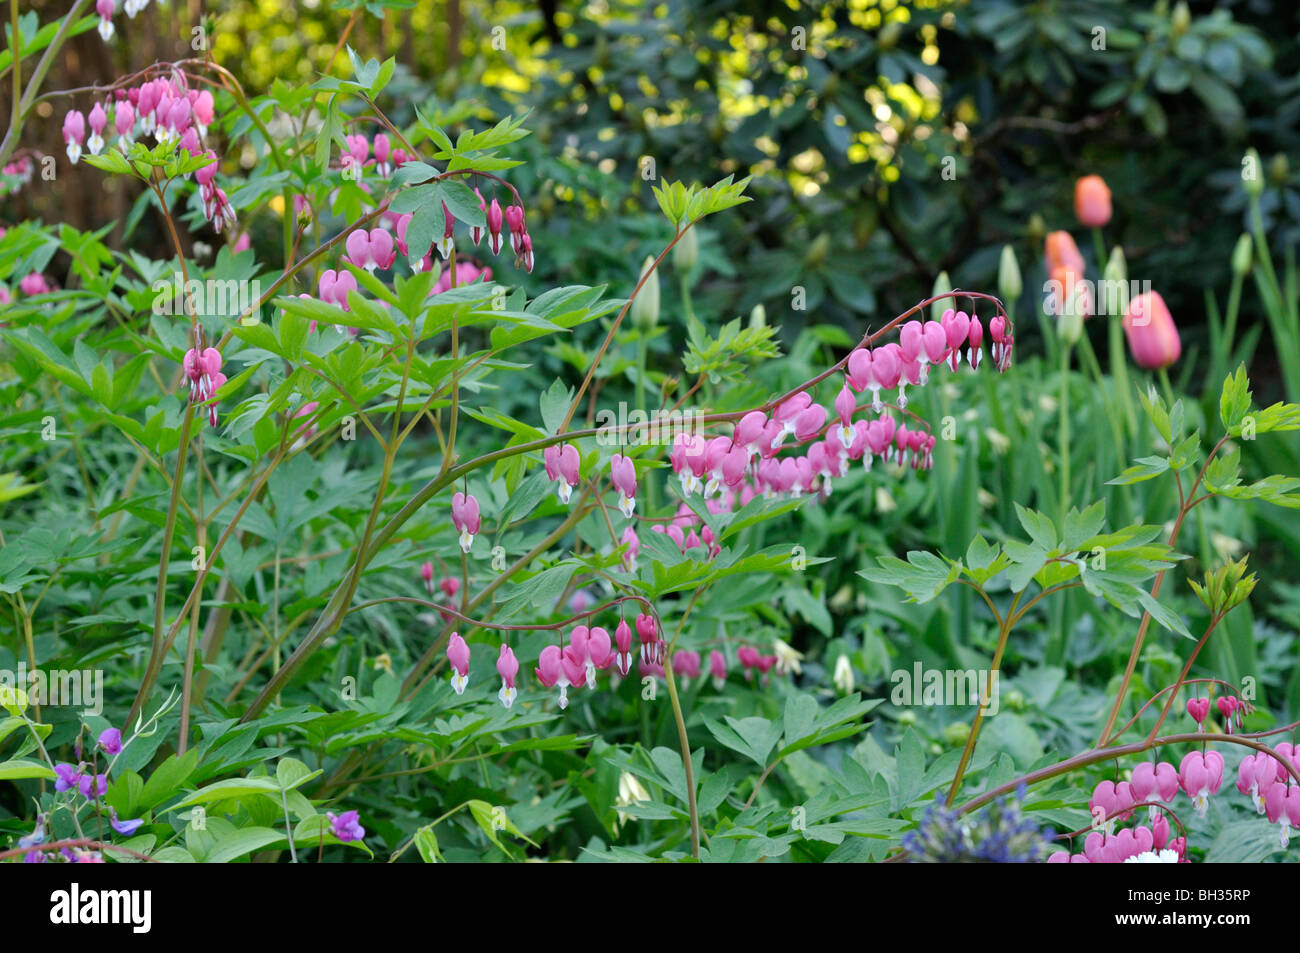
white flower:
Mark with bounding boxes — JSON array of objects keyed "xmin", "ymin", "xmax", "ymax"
[
  {"xmin": 614, "ymin": 772, "xmax": 651, "ymax": 830},
  {"xmin": 1123, "ymin": 849, "xmax": 1180, "ymax": 863},
  {"xmin": 832, "ymin": 654, "xmax": 854, "ymax": 695},
  {"xmin": 773, "ymin": 638, "xmax": 804, "ymax": 676}
]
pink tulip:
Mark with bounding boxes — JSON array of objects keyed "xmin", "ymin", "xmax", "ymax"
[{"xmin": 1123, "ymin": 291, "xmax": 1180, "ymax": 370}]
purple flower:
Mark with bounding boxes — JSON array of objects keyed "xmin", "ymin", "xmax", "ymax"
[
  {"xmin": 109, "ymin": 809, "xmax": 143, "ymax": 836},
  {"xmin": 54, "ymin": 763, "xmax": 81, "ymax": 792},
  {"xmin": 327, "ymin": 810, "xmax": 365, "ymax": 842},
  {"xmin": 24, "ymin": 850, "xmax": 46, "ymax": 863},
  {"xmin": 77, "ymin": 772, "xmax": 108, "ymax": 799},
  {"xmin": 98, "ymin": 727, "xmax": 123, "ymax": 755}
]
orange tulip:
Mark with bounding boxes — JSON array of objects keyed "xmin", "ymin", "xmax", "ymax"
[
  {"xmin": 1123, "ymin": 291, "xmax": 1180, "ymax": 369},
  {"xmin": 1045, "ymin": 230, "xmax": 1085, "ymax": 275},
  {"xmin": 1074, "ymin": 175, "xmax": 1112, "ymax": 228},
  {"xmin": 1049, "ymin": 264, "xmax": 1092, "ymax": 323}
]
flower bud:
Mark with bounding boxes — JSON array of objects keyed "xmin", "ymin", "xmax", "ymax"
[
  {"xmin": 1243, "ymin": 148, "xmax": 1264, "ymax": 198},
  {"xmin": 1103, "ymin": 246, "xmax": 1129, "ymax": 314},
  {"xmin": 1171, "ymin": 1, "xmax": 1190, "ymax": 36},
  {"xmin": 930, "ymin": 270, "xmax": 952, "ymax": 322},
  {"xmin": 630, "ymin": 255, "xmax": 660, "ymax": 331},
  {"xmin": 1058, "ymin": 304, "xmax": 1084, "ymax": 346},
  {"xmin": 1027, "ymin": 213, "xmax": 1047, "ymax": 247},
  {"xmin": 832, "ymin": 654, "xmax": 854, "ymax": 695},
  {"xmin": 749, "ymin": 302, "xmax": 766, "ymax": 328},
  {"xmin": 1074, "ymin": 175, "xmax": 1112, "ymax": 228},
  {"xmin": 998, "ymin": 244, "xmax": 1021, "ymax": 303},
  {"xmin": 1231, "ymin": 233, "xmax": 1253, "ymax": 277},
  {"xmin": 1104, "ymin": 245, "xmax": 1128, "ymax": 285},
  {"xmin": 1269, "ymin": 153, "xmax": 1290, "ymax": 187},
  {"xmin": 673, "ymin": 225, "xmax": 698, "ymax": 273},
  {"xmin": 1123, "ymin": 290, "xmax": 1180, "ymax": 369},
  {"xmin": 942, "ymin": 722, "xmax": 971, "ymax": 746}
]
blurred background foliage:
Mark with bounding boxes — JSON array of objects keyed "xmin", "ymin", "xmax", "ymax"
[{"xmin": 15, "ymin": 0, "xmax": 1298, "ymax": 354}]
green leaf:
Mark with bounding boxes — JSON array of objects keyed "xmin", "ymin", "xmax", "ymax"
[
  {"xmin": 1220, "ymin": 365, "xmax": 1252, "ymax": 432},
  {"xmin": 859, "ymin": 551, "xmax": 961, "ymax": 603},
  {"xmin": 0, "ymin": 757, "xmax": 55, "ymax": 781},
  {"xmin": 1108, "ymin": 456, "xmax": 1171, "ymax": 485},
  {"xmin": 704, "ymin": 715, "xmax": 782, "ymax": 767}
]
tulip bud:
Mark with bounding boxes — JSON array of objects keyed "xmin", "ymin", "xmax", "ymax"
[
  {"xmin": 1243, "ymin": 149, "xmax": 1264, "ymax": 198},
  {"xmin": 1074, "ymin": 175, "xmax": 1112, "ymax": 228},
  {"xmin": 1123, "ymin": 291, "xmax": 1181, "ymax": 369},
  {"xmin": 749, "ymin": 302, "xmax": 766, "ymax": 328},
  {"xmin": 673, "ymin": 225, "xmax": 698, "ymax": 274},
  {"xmin": 1058, "ymin": 305, "xmax": 1084, "ymax": 346},
  {"xmin": 930, "ymin": 270, "xmax": 952, "ymax": 322},
  {"xmin": 1171, "ymin": 1, "xmax": 1190, "ymax": 36},
  {"xmin": 1269, "ymin": 153, "xmax": 1290, "ymax": 187},
  {"xmin": 630, "ymin": 256, "xmax": 660, "ymax": 331},
  {"xmin": 1232, "ymin": 233, "xmax": 1253, "ymax": 277},
  {"xmin": 1104, "ymin": 246, "xmax": 1128, "ymax": 285},
  {"xmin": 998, "ymin": 245, "xmax": 1022, "ymax": 304},
  {"xmin": 1027, "ymin": 213, "xmax": 1047, "ymax": 247},
  {"xmin": 1104, "ymin": 246, "xmax": 1130, "ymax": 313}
]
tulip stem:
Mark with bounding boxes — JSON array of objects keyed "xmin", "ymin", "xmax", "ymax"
[
  {"xmin": 1157, "ymin": 367, "xmax": 1175, "ymax": 409},
  {"xmin": 1108, "ymin": 314, "xmax": 1136, "ymax": 438},
  {"xmin": 1058, "ymin": 340, "xmax": 1071, "ymax": 523},
  {"xmin": 1090, "ymin": 228, "xmax": 1107, "ymax": 281}
]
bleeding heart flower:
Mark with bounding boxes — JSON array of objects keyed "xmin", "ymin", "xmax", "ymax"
[
  {"xmin": 451, "ymin": 492, "xmax": 481, "ymax": 554},
  {"xmin": 496, "ymin": 644, "xmax": 519, "ymax": 708},
  {"xmin": 446, "ymin": 633, "xmax": 470, "ymax": 695}
]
